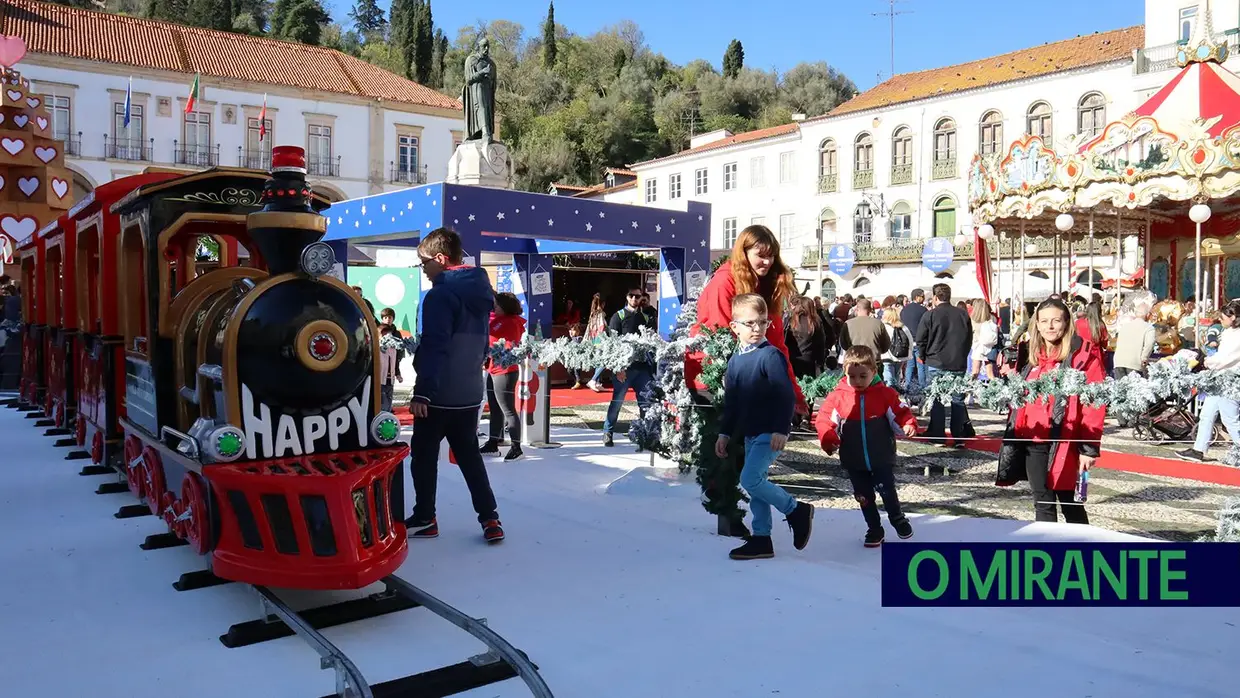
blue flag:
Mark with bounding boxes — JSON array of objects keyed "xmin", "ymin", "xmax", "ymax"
[{"xmin": 123, "ymin": 77, "xmax": 132, "ymax": 128}]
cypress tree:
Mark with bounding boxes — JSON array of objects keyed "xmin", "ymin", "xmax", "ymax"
[
  {"xmin": 542, "ymin": 1, "xmax": 557, "ymax": 69},
  {"xmin": 431, "ymin": 28, "xmax": 447, "ymax": 87},
  {"xmin": 411, "ymin": 0, "xmax": 434, "ymax": 85},
  {"xmin": 722, "ymin": 39, "xmax": 744, "ymax": 79}
]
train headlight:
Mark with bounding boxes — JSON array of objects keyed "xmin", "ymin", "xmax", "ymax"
[
  {"xmin": 208, "ymin": 426, "xmax": 246, "ymax": 462},
  {"xmin": 371, "ymin": 412, "xmax": 400, "ymax": 445},
  {"xmin": 300, "ymin": 241, "xmax": 336, "ymax": 277}
]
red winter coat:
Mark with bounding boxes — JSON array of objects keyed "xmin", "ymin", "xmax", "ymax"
[
  {"xmin": 815, "ymin": 376, "xmax": 916, "ymax": 472},
  {"xmin": 997, "ymin": 334, "xmax": 1106, "ymax": 490},
  {"xmin": 487, "ymin": 312, "xmax": 526, "ymax": 375},
  {"xmin": 685, "ymin": 261, "xmax": 807, "ymax": 410}
]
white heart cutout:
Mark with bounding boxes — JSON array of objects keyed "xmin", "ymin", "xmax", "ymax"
[
  {"xmin": 1, "ymin": 137, "xmax": 24, "ymax": 155},
  {"xmin": 17, "ymin": 177, "xmax": 38, "ymax": 197},
  {"xmin": 51, "ymin": 178, "xmax": 67, "ymax": 199},
  {"xmin": 1, "ymin": 216, "xmax": 37, "ymax": 239},
  {"xmin": 34, "ymin": 146, "xmax": 55, "ymax": 163},
  {"xmin": 0, "ymin": 113, "xmax": 6, "ymax": 124},
  {"xmin": 5, "ymin": 89, "xmax": 20, "ymax": 102},
  {"xmin": 25, "ymin": 96, "xmax": 39, "ymax": 108},
  {"xmin": 13, "ymin": 114, "xmax": 27, "ymax": 128},
  {"xmin": 36, "ymin": 116, "xmax": 46, "ymax": 130},
  {"xmin": 0, "ymin": 174, "xmax": 6, "ymax": 190}
]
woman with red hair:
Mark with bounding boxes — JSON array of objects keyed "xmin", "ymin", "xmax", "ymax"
[{"xmin": 687, "ymin": 225, "xmax": 806, "ymax": 537}]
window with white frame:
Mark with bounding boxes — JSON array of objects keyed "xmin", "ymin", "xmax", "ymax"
[
  {"xmin": 1078, "ymin": 93, "xmax": 1106, "ymax": 138},
  {"xmin": 113, "ymin": 102, "xmax": 142, "ymax": 142},
  {"xmin": 1027, "ymin": 102, "xmax": 1053, "ymax": 143},
  {"xmin": 723, "ymin": 217, "xmax": 738, "ymax": 248},
  {"xmin": 669, "ymin": 173, "xmax": 682, "ymax": 199},
  {"xmin": 853, "ymin": 203, "xmax": 874, "ymax": 244},
  {"xmin": 645, "ymin": 177, "xmax": 657, "ymax": 203},
  {"xmin": 979, "ymin": 110, "xmax": 1003, "ymax": 156},
  {"xmin": 723, "ymin": 162, "xmax": 737, "ymax": 191},
  {"xmin": 183, "ymin": 111, "xmax": 212, "ymax": 165},
  {"xmin": 751, "ymin": 216, "xmax": 766, "ymax": 227},
  {"xmin": 779, "ymin": 213, "xmax": 794, "ymax": 244},
  {"xmin": 398, "ymin": 134, "xmax": 420, "ymax": 178},
  {"xmin": 779, "ymin": 151, "xmax": 795, "ymax": 184},
  {"xmin": 695, "ymin": 168, "xmax": 707, "ymax": 195},
  {"xmin": 750, "ymin": 156, "xmax": 765, "ymax": 187},
  {"xmin": 1180, "ymin": 6, "xmax": 1198, "ymax": 43},
  {"xmin": 308, "ymin": 124, "xmax": 332, "ymax": 163},
  {"xmin": 889, "ymin": 201, "xmax": 913, "ymax": 239},
  {"xmin": 44, "ymin": 95, "xmax": 70, "ymax": 142},
  {"xmin": 245, "ymin": 117, "xmax": 273, "ymax": 169}
]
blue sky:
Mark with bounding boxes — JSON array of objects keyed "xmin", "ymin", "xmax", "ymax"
[{"xmin": 325, "ymin": 0, "xmax": 1142, "ymax": 91}]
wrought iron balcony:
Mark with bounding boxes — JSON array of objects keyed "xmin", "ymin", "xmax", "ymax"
[
  {"xmin": 817, "ymin": 173, "xmax": 838, "ymax": 193},
  {"xmin": 174, "ymin": 141, "xmax": 219, "ymax": 168},
  {"xmin": 852, "ymin": 169, "xmax": 874, "ymax": 190},
  {"xmin": 890, "ymin": 163, "xmax": 913, "ymax": 186},
  {"xmin": 238, "ymin": 148, "xmax": 272, "ymax": 170},
  {"xmin": 1134, "ymin": 30, "xmax": 1240, "ymax": 74},
  {"xmin": 62, "ymin": 132, "xmax": 82, "ymax": 157},
  {"xmin": 104, "ymin": 135, "xmax": 153, "ymax": 162},
  {"xmin": 932, "ymin": 158, "xmax": 957, "ymax": 181},
  {"xmin": 389, "ymin": 163, "xmax": 428, "ymax": 185},
  {"xmin": 307, "ymin": 156, "xmax": 341, "ymax": 177},
  {"xmin": 801, "ymin": 234, "xmax": 1105, "ymax": 266}
]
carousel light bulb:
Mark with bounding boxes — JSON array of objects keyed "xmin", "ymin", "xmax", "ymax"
[
  {"xmin": 1190, "ymin": 203, "xmax": 1212, "ymax": 223},
  {"xmin": 977, "ymin": 224, "xmax": 995, "ymax": 240},
  {"xmin": 1055, "ymin": 213, "xmax": 1075, "ymax": 232},
  {"xmin": 1026, "ymin": 242, "xmax": 1039, "ymax": 254},
  {"xmin": 954, "ymin": 233, "xmax": 968, "ymax": 246}
]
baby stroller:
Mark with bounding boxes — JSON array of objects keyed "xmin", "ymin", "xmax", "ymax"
[{"xmin": 1130, "ymin": 394, "xmax": 1197, "ymax": 445}]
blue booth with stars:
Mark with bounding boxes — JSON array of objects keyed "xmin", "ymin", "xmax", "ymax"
[{"xmin": 322, "ymin": 183, "xmax": 712, "ymax": 339}]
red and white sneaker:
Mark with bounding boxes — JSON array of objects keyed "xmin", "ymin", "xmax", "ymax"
[
  {"xmin": 482, "ymin": 519, "xmax": 504, "ymax": 543},
  {"xmin": 404, "ymin": 516, "xmax": 438, "ymax": 539}
]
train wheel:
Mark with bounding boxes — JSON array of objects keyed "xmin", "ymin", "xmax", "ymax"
[
  {"xmin": 75, "ymin": 413, "xmax": 86, "ymax": 447},
  {"xmin": 160, "ymin": 492, "xmax": 178, "ymax": 528},
  {"xmin": 124, "ymin": 438, "xmax": 145, "ymax": 498},
  {"xmin": 91, "ymin": 432, "xmax": 103, "ymax": 465},
  {"xmin": 141, "ymin": 447, "xmax": 166, "ymax": 516},
  {"xmin": 180, "ymin": 473, "xmax": 212, "ymax": 555}
]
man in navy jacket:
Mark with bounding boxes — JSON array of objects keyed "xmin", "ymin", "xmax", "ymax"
[{"xmin": 405, "ymin": 228, "xmax": 504, "ymax": 543}]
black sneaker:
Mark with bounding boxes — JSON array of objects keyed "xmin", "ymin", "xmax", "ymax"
[
  {"xmin": 603, "ymin": 433, "xmax": 614, "ymax": 447},
  {"xmin": 892, "ymin": 516, "xmax": 914, "ymax": 540},
  {"xmin": 479, "ymin": 439, "xmax": 500, "ymax": 455},
  {"xmin": 729, "ymin": 535, "xmax": 774, "ymax": 560},
  {"xmin": 1176, "ymin": 448, "xmax": 1207, "ymax": 463},
  {"xmin": 864, "ymin": 526, "xmax": 885, "ymax": 548},
  {"xmin": 404, "ymin": 516, "xmax": 438, "ymax": 539},
  {"xmin": 784, "ymin": 501, "xmax": 814, "ymax": 550},
  {"xmin": 504, "ymin": 444, "xmax": 523, "ymax": 461}
]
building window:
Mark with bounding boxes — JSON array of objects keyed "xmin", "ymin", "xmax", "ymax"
[
  {"xmin": 645, "ymin": 177, "xmax": 657, "ymax": 203},
  {"xmin": 979, "ymin": 110, "xmax": 1003, "ymax": 156},
  {"xmin": 891, "ymin": 126, "xmax": 912, "ymax": 185},
  {"xmin": 245, "ymin": 117, "xmax": 273, "ymax": 169},
  {"xmin": 723, "ymin": 162, "xmax": 738, "ymax": 191},
  {"xmin": 818, "ymin": 208, "xmax": 837, "ymax": 239},
  {"xmin": 398, "ymin": 134, "xmax": 420, "ymax": 180},
  {"xmin": 779, "ymin": 151, "xmax": 795, "ymax": 184},
  {"xmin": 1181, "ymin": 6, "xmax": 1198, "ymax": 43},
  {"xmin": 113, "ymin": 102, "xmax": 143, "ymax": 142},
  {"xmin": 669, "ymin": 173, "xmax": 682, "ymax": 199},
  {"xmin": 853, "ymin": 132, "xmax": 874, "ymax": 189},
  {"xmin": 751, "ymin": 216, "xmax": 766, "ymax": 227},
  {"xmin": 889, "ymin": 201, "xmax": 913, "ymax": 239},
  {"xmin": 932, "ymin": 195, "xmax": 957, "ymax": 238},
  {"xmin": 779, "ymin": 213, "xmax": 794, "ymax": 245},
  {"xmin": 307, "ymin": 124, "xmax": 333, "ymax": 175},
  {"xmin": 750, "ymin": 156, "xmax": 765, "ymax": 187},
  {"xmin": 695, "ymin": 167, "xmax": 708, "ymax": 195},
  {"xmin": 181, "ymin": 111, "xmax": 213, "ymax": 166},
  {"xmin": 723, "ymin": 217, "xmax": 738, "ymax": 248},
  {"xmin": 853, "ymin": 203, "xmax": 873, "ymax": 244},
  {"xmin": 45, "ymin": 95, "xmax": 70, "ymax": 142},
  {"xmin": 1027, "ymin": 101, "xmax": 1053, "ymax": 144},
  {"xmin": 1078, "ymin": 92, "xmax": 1106, "ymax": 139}
]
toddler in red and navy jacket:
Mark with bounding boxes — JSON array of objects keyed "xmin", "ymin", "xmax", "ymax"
[{"xmin": 815, "ymin": 345, "xmax": 918, "ymax": 547}]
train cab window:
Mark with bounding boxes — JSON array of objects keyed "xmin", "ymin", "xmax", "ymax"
[
  {"xmin": 45, "ymin": 244, "xmax": 63, "ymax": 327},
  {"xmin": 77, "ymin": 226, "xmax": 101, "ymax": 332},
  {"xmin": 120, "ymin": 224, "xmax": 148, "ymax": 351}
]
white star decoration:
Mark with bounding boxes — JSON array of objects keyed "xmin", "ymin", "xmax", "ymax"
[
  {"xmin": 425, "ymin": 189, "xmax": 431, "ymax": 196},
  {"xmin": 539, "ymin": 302, "xmax": 544, "ymax": 307},
  {"xmin": 354, "ymin": 221, "xmax": 359, "ymax": 228},
  {"xmin": 531, "ymin": 205, "xmax": 536, "ymax": 210},
  {"xmin": 361, "ymin": 205, "xmax": 367, "ymax": 215},
  {"xmin": 655, "ymin": 224, "xmax": 662, "ymax": 232},
  {"xmin": 452, "ymin": 196, "xmax": 457, "ymax": 201},
  {"xmin": 698, "ymin": 215, "xmax": 703, "ymax": 221},
  {"xmin": 454, "ymin": 219, "xmax": 459, "ymax": 224},
  {"xmin": 497, "ymin": 212, "xmax": 505, "ymax": 220},
  {"xmin": 700, "ymin": 240, "xmax": 706, "ymax": 247},
  {"xmin": 547, "ymin": 219, "xmax": 554, "ymax": 226},
  {"xmin": 425, "ymin": 221, "xmax": 430, "ymax": 228},
  {"xmin": 630, "ymin": 221, "xmax": 638, "ymax": 228},
  {"xmin": 574, "ymin": 210, "xmax": 579, "ymax": 215},
  {"xmin": 407, "ymin": 202, "xmax": 413, "ymax": 210},
  {"xmin": 516, "ymin": 208, "xmax": 521, "ymax": 213},
  {"xmin": 599, "ymin": 211, "xmax": 606, "ymax": 218},
  {"xmin": 671, "ymin": 218, "xmax": 676, "ymax": 225},
  {"xmin": 585, "ymin": 223, "xmax": 593, "ymax": 232},
  {"xmin": 337, "ymin": 217, "xmax": 343, "ymax": 224},
  {"xmin": 381, "ymin": 204, "xmax": 387, "ymax": 212},
  {"xmin": 432, "ymin": 200, "xmax": 437, "ymax": 206},
  {"xmin": 468, "ymin": 214, "xmax": 476, "ymax": 221}
]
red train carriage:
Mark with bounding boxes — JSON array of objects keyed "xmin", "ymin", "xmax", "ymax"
[
  {"xmin": 107, "ymin": 147, "xmax": 409, "ymax": 590},
  {"xmin": 37, "ymin": 212, "xmax": 78, "ymax": 430},
  {"xmin": 14, "ymin": 225, "xmax": 44, "ymax": 410}
]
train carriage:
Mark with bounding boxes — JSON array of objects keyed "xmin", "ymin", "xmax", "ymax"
[
  {"xmin": 14, "ymin": 227, "xmax": 44, "ymax": 410},
  {"xmin": 37, "ymin": 212, "xmax": 76, "ymax": 430}
]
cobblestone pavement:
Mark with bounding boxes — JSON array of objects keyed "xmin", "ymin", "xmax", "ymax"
[{"xmin": 551, "ymin": 402, "xmax": 1239, "ymax": 542}]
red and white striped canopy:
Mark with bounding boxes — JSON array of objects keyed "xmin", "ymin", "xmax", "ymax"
[{"xmin": 1132, "ymin": 59, "xmax": 1240, "ymax": 137}]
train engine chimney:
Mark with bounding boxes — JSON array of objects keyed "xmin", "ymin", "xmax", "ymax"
[{"xmin": 246, "ymin": 145, "xmax": 334, "ymax": 276}]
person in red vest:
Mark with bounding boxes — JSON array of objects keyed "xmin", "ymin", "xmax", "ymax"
[{"xmin": 686, "ymin": 225, "xmax": 806, "ymax": 537}]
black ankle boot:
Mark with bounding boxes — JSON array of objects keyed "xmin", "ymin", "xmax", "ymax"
[
  {"xmin": 480, "ymin": 439, "xmax": 500, "ymax": 454},
  {"xmin": 864, "ymin": 526, "xmax": 885, "ymax": 548},
  {"xmin": 504, "ymin": 444, "xmax": 523, "ymax": 461},
  {"xmin": 729, "ymin": 535, "xmax": 774, "ymax": 560}
]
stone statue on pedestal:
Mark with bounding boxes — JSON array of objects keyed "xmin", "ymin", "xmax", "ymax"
[{"xmin": 447, "ymin": 32, "xmax": 513, "ymax": 189}]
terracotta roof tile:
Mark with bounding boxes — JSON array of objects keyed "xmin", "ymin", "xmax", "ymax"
[
  {"xmin": 573, "ymin": 180, "xmax": 636, "ymax": 198},
  {"xmin": 0, "ymin": 0, "xmax": 460, "ymax": 110},
  {"xmin": 550, "ymin": 183, "xmax": 590, "ymax": 192},
  {"xmin": 822, "ymin": 26, "xmax": 1144, "ymax": 118},
  {"xmin": 605, "ymin": 167, "xmax": 637, "ymax": 177},
  {"xmin": 631, "ymin": 123, "xmax": 800, "ymax": 168}
]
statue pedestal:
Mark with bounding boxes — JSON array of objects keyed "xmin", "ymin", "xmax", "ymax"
[{"xmin": 445, "ymin": 140, "xmax": 513, "ymax": 189}]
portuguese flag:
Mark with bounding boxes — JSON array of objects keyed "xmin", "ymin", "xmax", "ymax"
[{"xmin": 184, "ymin": 72, "xmax": 200, "ymax": 113}]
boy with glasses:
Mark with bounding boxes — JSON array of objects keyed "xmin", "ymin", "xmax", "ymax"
[{"xmin": 601, "ymin": 286, "xmax": 657, "ymax": 447}]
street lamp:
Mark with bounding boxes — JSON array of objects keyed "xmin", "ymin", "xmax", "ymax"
[{"xmin": 1055, "ymin": 213, "xmax": 1075, "ymax": 232}]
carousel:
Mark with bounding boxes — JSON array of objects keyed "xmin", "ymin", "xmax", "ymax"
[{"xmin": 969, "ymin": 4, "xmax": 1240, "ymax": 353}]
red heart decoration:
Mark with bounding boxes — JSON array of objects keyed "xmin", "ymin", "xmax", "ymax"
[{"xmin": 0, "ymin": 36, "xmax": 26, "ymax": 69}]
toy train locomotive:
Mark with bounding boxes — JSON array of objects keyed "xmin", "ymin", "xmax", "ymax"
[{"xmin": 10, "ymin": 146, "xmax": 410, "ymax": 590}]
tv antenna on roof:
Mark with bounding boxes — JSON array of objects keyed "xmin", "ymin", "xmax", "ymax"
[{"xmin": 873, "ymin": 0, "xmax": 912, "ymax": 81}]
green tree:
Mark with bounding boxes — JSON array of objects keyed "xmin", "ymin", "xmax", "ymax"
[
  {"xmin": 279, "ymin": 0, "xmax": 329, "ymax": 44},
  {"xmin": 389, "ymin": 0, "xmax": 416, "ymax": 79},
  {"xmin": 411, "ymin": 0, "xmax": 434, "ymax": 84},
  {"xmin": 430, "ymin": 28, "xmax": 448, "ymax": 88},
  {"xmin": 348, "ymin": 0, "xmax": 385, "ymax": 35},
  {"xmin": 541, "ymin": 2, "xmax": 557, "ymax": 69},
  {"xmin": 144, "ymin": 0, "xmax": 187, "ymax": 21},
  {"xmin": 722, "ymin": 39, "xmax": 743, "ymax": 79},
  {"xmin": 186, "ymin": 0, "xmax": 232, "ymax": 30},
  {"xmin": 231, "ymin": 0, "xmax": 271, "ymax": 32},
  {"xmin": 269, "ymin": 0, "xmax": 294, "ymax": 35}
]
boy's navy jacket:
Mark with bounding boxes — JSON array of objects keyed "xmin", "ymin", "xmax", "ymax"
[
  {"xmin": 718, "ymin": 341, "xmax": 795, "ymax": 438},
  {"xmin": 815, "ymin": 376, "xmax": 916, "ymax": 472},
  {"xmin": 412, "ymin": 265, "xmax": 495, "ymax": 408}
]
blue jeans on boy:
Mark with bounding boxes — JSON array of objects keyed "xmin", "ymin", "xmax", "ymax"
[
  {"xmin": 924, "ymin": 366, "xmax": 974, "ymax": 441},
  {"xmin": 740, "ymin": 434, "xmax": 797, "ymax": 536},
  {"xmin": 603, "ymin": 366, "xmax": 654, "ymax": 435},
  {"xmin": 1194, "ymin": 395, "xmax": 1240, "ymax": 454},
  {"xmin": 904, "ymin": 346, "xmax": 928, "ymax": 395}
]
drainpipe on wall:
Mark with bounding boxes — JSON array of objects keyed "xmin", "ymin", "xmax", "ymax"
[{"xmin": 916, "ymin": 107, "xmax": 926, "ymax": 240}]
